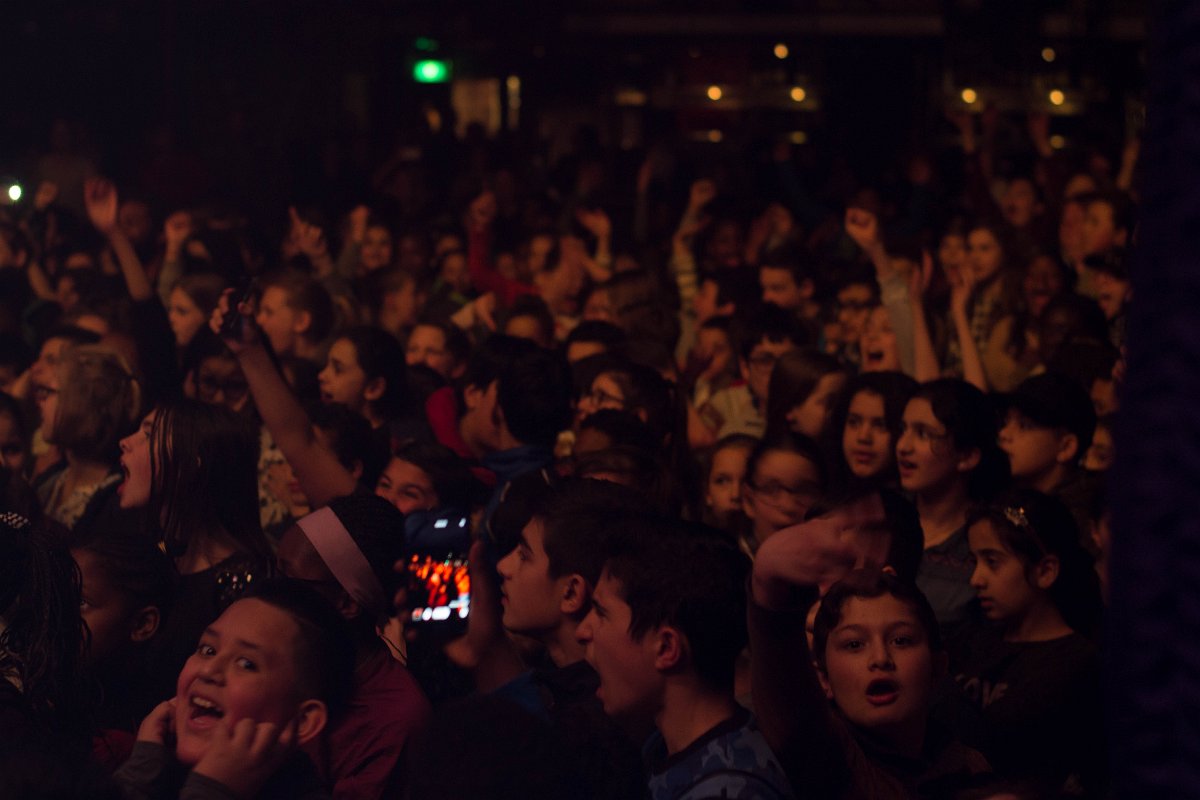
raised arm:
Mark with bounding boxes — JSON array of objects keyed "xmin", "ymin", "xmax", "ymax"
[
  {"xmin": 948, "ymin": 267, "xmax": 989, "ymax": 392},
  {"xmin": 911, "ymin": 251, "xmax": 943, "ymax": 383},
  {"xmin": 749, "ymin": 517, "xmax": 861, "ymax": 798},
  {"xmin": 84, "ymin": 178, "xmax": 154, "ymax": 302},
  {"xmin": 210, "ymin": 295, "xmax": 358, "ymax": 507},
  {"xmin": 574, "ymin": 208, "xmax": 614, "ymax": 283}
]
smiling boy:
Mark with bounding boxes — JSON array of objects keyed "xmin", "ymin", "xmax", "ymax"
[{"xmin": 115, "ymin": 581, "xmax": 354, "ymax": 799}]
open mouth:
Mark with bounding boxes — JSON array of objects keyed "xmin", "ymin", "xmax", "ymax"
[
  {"xmin": 863, "ymin": 349, "xmax": 885, "ymax": 366},
  {"xmin": 187, "ymin": 695, "xmax": 225, "ymax": 728},
  {"xmin": 866, "ymin": 679, "xmax": 899, "ymax": 706}
]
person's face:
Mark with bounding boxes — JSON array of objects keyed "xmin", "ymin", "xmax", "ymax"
[
  {"xmin": 1083, "ymin": 201, "xmax": 1120, "ymax": 256},
  {"xmin": 843, "ymin": 391, "xmax": 893, "ymax": 479},
  {"xmin": 31, "ymin": 336, "xmax": 69, "ymax": 388},
  {"xmin": 1083, "ymin": 425, "xmax": 1113, "ymax": 472},
  {"xmin": 787, "ymin": 372, "xmax": 846, "ymax": 439},
  {"xmin": 1094, "ymin": 273, "xmax": 1130, "ymax": 321},
  {"xmin": 118, "ymin": 200, "xmax": 153, "ymax": 245},
  {"xmin": 440, "ymin": 252, "xmax": 471, "ymax": 294},
  {"xmin": 694, "ymin": 327, "xmax": 732, "ymax": 382},
  {"xmin": 1001, "ymin": 179, "xmax": 1039, "ymax": 229},
  {"xmin": 406, "ymin": 324, "xmax": 456, "ymax": 378},
  {"xmin": 174, "ymin": 599, "xmax": 308, "ymax": 766},
  {"xmin": 360, "ymin": 226, "xmax": 393, "ymax": 272},
  {"xmin": 118, "ymin": 411, "xmax": 156, "ymax": 509},
  {"xmin": 760, "ymin": 267, "xmax": 805, "ymax": 311},
  {"xmin": 576, "ymin": 570, "xmax": 662, "ymax": 722},
  {"xmin": 195, "ymin": 356, "xmax": 250, "ymax": 413},
  {"xmin": 1021, "ymin": 256, "xmax": 1064, "ymax": 318},
  {"xmin": 896, "ymin": 398, "xmax": 967, "ymax": 495},
  {"xmin": 937, "ymin": 234, "xmax": 966, "ymax": 273},
  {"xmin": 374, "ymin": 457, "xmax": 438, "ymax": 515},
  {"xmin": 577, "ymin": 372, "xmax": 626, "ymax": 421},
  {"xmin": 34, "ymin": 365, "xmax": 60, "ymax": 442},
  {"xmin": 496, "ymin": 518, "xmax": 570, "ymax": 636},
  {"xmin": 819, "ymin": 594, "xmax": 936, "ymax": 736},
  {"xmin": 968, "ymin": 520, "xmax": 1044, "ymax": 626},
  {"xmin": 167, "ymin": 287, "xmax": 207, "ymax": 348},
  {"xmin": 967, "ymin": 228, "xmax": 1004, "ymax": 284},
  {"xmin": 1058, "ymin": 201, "xmax": 1087, "ymax": 261},
  {"xmin": 318, "ymin": 339, "xmax": 369, "ymax": 413},
  {"xmin": 0, "ymin": 412, "xmax": 26, "ymax": 474},
  {"xmin": 998, "ymin": 408, "xmax": 1064, "ymax": 482},
  {"xmin": 526, "ymin": 234, "xmax": 555, "ymax": 275},
  {"xmin": 378, "ymin": 282, "xmax": 421, "ymax": 337},
  {"xmin": 741, "ymin": 338, "xmax": 796, "ymax": 403},
  {"xmin": 836, "ymin": 284, "xmax": 874, "ymax": 344},
  {"xmin": 858, "ymin": 307, "xmax": 899, "ymax": 373},
  {"xmin": 583, "ymin": 288, "xmax": 616, "ymax": 324},
  {"xmin": 255, "ymin": 286, "xmax": 301, "ymax": 357},
  {"xmin": 74, "ymin": 548, "xmax": 140, "ymax": 664},
  {"xmin": 743, "ymin": 449, "xmax": 822, "ymax": 538},
  {"xmin": 706, "ymin": 444, "xmax": 750, "ymax": 518}
]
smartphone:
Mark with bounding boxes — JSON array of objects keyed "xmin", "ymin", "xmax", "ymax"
[
  {"xmin": 405, "ymin": 512, "xmax": 471, "ymax": 635},
  {"xmin": 219, "ymin": 279, "xmax": 259, "ymax": 341}
]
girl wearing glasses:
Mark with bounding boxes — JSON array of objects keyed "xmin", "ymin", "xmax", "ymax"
[{"xmin": 739, "ymin": 430, "xmax": 827, "ymax": 557}]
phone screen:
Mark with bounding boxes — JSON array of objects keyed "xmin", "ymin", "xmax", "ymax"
[{"xmin": 407, "ymin": 553, "xmax": 470, "ymax": 625}]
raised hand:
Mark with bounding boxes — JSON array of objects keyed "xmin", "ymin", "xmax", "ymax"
[
  {"xmin": 192, "ymin": 717, "xmax": 298, "ymax": 799},
  {"xmin": 575, "ymin": 208, "xmax": 612, "ymax": 240},
  {"xmin": 84, "ymin": 178, "xmax": 119, "ymax": 235},
  {"xmin": 909, "ymin": 249, "xmax": 935, "ymax": 301},
  {"xmin": 751, "ymin": 514, "xmax": 863, "ymax": 610},
  {"xmin": 948, "ymin": 260, "xmax": 976, "ymax": 315},
  {"xmin": 164, "ymin": 211, "xmax": 193, "ymax": 254},
  {"xmin": 33, "ymin": 181, "xmax": 58, "ymax": 212},
  {"xmin": 211, "ymin": 288, "xmax": 261, "ymax": 353},
  {"xmin": 687, "ymin": 178, "xmax": 717, "ymax": 212},
  {"xmin": 347, "ymin": 204, "xmax": 370, "ymax": 243},
  {"xmin": 288, "ymin": 207, "xmax": 328, "ymax": 260}
]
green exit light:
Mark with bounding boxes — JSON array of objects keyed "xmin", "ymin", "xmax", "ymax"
[{"xmin": 413, "ymin": 60, "xmax": 450, "ymax": 84}]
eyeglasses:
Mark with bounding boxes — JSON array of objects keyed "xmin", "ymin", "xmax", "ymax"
[
  {"xmin": 581, "ymin": 387, "xmax": 624, "ymax": 409},
  {"xmin": 197, "ymin": 374, "xmax": 249, "ymax": 401},
  {"xmin": 745, "ymin": 479, "xmax": 821, "ymax": 506}
]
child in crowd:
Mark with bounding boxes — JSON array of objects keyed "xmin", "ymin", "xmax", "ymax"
[
  {"xmin": 938, "ymin": 489, "xmax": 1105, "ymax": 794},
  {"xmin": 828, "ymin": 371, "xmax": 918, "ymax": 497},
  {"xmin": 578, "ymin": 517, "xmax": 796, "ymax": 800},
  {"xmin": 114, "ymin": 581, "xmax": 355, "ymax": 799},
  {"xmin": 276, "ymin": 495, "xmax": 430, "ymax": 798},
  {"xmin": 702, "ymin": 433, "xmax": 757, "ymax": 530},
  {"xmin": 739, "ymin": 430, "xmax": 826, "ymax": 557},
  {"xmin": 897, "ymin": 380, "xmax": 1009, "ymax": 632},
  {"xmin": 765, "ymin": 348, "xmax": 846, "ymax": 440}
]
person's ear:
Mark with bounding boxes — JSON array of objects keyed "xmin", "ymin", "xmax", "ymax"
[
  {"xmin": 800, "ymin": 278, "xmax": 815, "ymax": 300},
  {"xmin": 335, "ymin": 592, "xmax": 362, "ymax": 621},
  {"xmin": 129, "ymin": 606, "xmax": 161, "ymax": 643},
  {"xmin": 183, "ymin": 369, "xmax": 198, "ymax": 399},
  {"xmin": 738, "ymin": 358, "xmax": 750, "ymax": 383},
  {"xmin": 463, "ymin": 383, "xmax": 483, "ymax": 411},
  {"xmin": 292, "ymin": 310, "xmax": 313, "ymax": 336},
  {"xmin": 363, "ymin": 376, "xmax": 385, "ymax": 403},
  {"xmin": 349, "ymin": 459, "xmax": 364, "ymax": 483},
  {"xmin": 1034, "ymin": 554, "xmax": 1061, "ymax": 590},
  {"xmin": 652, "ymin": 625, "xmax": 685, "ymax": 672},
  {"xmin": 955, "ymin": 447, "xmax": 982, "ymax": 473},
  {"xmin": 816, "ymin": 665, "xmax": 834, "ymax": 701},
  {"xmin": 560, "ymin": 574, "xmax": 589, "ymax": 616},
  {"xmin": 294, "ymin": 699, "xmax": 329, "ymax": 745},
  {"xmin": 1114, "ymin": 228, "xmax": 1129, "ymax": 247},
  {"xmin": 741, "ymin": 492, "xmax": 757, "ymax": 520},
  {"xmin": 1056, "ymin": 433, "xmax": 1080, "ymax": 464}
]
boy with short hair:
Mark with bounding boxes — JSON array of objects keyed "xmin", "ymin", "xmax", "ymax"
[
  {"xmin": 577, "ymin": 519, "xmax": 795, "ymax": 800},
  {"xmin": 696, "ymin": 304, "xmax": 803, "ymax": 442},
  {"xmin": 998, "ymin": 371, "xmax": 1098, "ymax": 537},
  {"xmin": 115, "ymin": 580, "xmax": 355, "ymax": 799}
]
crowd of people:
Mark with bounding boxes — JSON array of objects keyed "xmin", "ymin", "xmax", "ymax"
[{"xmin": 0, "ymin": 104, "xmax": 1134, "ymax": 799}]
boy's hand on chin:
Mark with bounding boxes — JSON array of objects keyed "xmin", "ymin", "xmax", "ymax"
[
  {"xmin": 136, "ymin": 698, "xmax": 178, "ymax": 745},
  {"xmin": 193, "ymin": 717, "xmax": 297, "ymax": 798}
]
